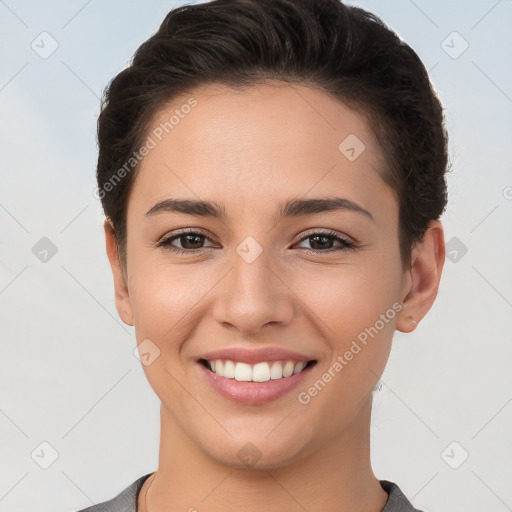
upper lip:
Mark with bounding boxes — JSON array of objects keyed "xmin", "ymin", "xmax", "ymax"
[{"xmin": 198, "ymin": 347, "xmax": 316, "ymax": 365}]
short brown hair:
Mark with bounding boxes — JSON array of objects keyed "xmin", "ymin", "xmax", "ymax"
[{"xmin": 96, "ymin": 0, "xmax": 449, "ymax": 268}]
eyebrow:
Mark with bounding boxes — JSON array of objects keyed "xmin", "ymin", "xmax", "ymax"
[{"xmin": 145, "ymin": 196, "xmax": 374, "ymax": 223}]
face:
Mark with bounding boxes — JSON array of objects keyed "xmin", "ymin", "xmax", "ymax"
[{"xmin": 110, "ymin": 82, "xmax": 417, "ymax": 468}]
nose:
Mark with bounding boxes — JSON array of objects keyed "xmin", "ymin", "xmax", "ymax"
[{"xmin": 211, "ymin": 247, "xmax": 295, "ymax": 336}]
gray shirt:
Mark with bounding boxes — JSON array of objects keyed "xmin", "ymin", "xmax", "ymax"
[{"xmin": 74, "ymin": 473, "xmax": 425, "ymax": 512}]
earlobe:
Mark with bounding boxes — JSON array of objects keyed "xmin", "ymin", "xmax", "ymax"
[
  {"xmin": 104, "ymin": 219, "xmax": 134, "ymax": 326},
  {"xmin": 396, "ymin": 220, "xmax": 445, "ymax": 333}
]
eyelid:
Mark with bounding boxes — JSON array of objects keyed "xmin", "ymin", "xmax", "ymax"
[
  {"xmin": 295, "ymin": 228, "xmax": 354, "ymax": 245},
  {"xmin": 293, "ymin": 229, "xmax": 357, "ymax": 253},
  {"xmin": 156, "ymin": 227, "xmax": 358, "ymax": 254},
  {"xmin": 155, "ymin": 227, "xmax": 215, "ymax": 245}
]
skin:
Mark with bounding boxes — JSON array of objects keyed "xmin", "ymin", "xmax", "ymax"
[{"xmin": 104, "ymin": 82, "xmax": 445, "ymax": 512}]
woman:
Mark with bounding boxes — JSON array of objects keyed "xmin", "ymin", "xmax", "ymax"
[{"xmin": 79, "ymin": 0, "xmax": 448, "ymax": 510}]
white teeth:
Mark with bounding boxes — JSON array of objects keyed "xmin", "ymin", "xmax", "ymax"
[
  {"xmin": 223, "ymin": 360, "xmax": 236, "ymax": 378},
  {"xmin": 234, "ymin": 362, "xmax": 252, "ymax": 381},
  {"xmin": 252, "ymin": 362, "xmax": 271, "ymax": 382},
  {"xmin": 270, "ymin": 361, "xmax": 283, "ymax": 379},
  {"xmin": 283, "ymin": 361, "xmax": 295, "ymax": 377},
  {"xmin": 206, "ymin": 359, "xmax": 311, "ymax": 382},
  {"xmin": 293, "ymin": 361, "xmax": 306, "ymax": 374}
]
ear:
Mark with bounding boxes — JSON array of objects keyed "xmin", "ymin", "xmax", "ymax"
[
  {"xmin": 104, "ymin": 219, "xmax": 134, "ymax": 326},
  {"xmin": 396, "ymin": 220, "xmax": 445, "ymax": 333}
]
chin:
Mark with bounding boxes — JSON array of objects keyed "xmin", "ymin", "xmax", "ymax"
[{"xmin": 199, "ymin": 430, "xmax": 309, "ymax": 471}]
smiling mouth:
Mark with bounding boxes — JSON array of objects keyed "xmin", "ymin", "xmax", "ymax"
[{"xmin": 199, "ymin": 358, "xmax": 317, "ymax": 382}]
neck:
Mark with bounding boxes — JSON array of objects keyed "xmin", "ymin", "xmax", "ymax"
[{"xmin": 139, "ymin": 396, "xmax": 388, "ymax": 512}]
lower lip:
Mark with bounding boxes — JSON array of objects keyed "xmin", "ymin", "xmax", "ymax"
[{"xmin": 198, "ymin": 362, "xmax": 316, "ymax": 405}]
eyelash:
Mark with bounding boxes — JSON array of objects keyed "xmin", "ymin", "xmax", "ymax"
[{"xmin": 155, "ymin": 228, "xmax": 358, "ymax": 255}]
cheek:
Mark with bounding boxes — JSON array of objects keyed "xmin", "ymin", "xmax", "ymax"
[
  {"xmin": 296, "ymin": 253, "xmax": 401, "ymax": 381},
  {"xmin": 127, "ymin": 258, "xmax": 215, "ymax": 345},
  {"xmin": 301, "ymin": 260, "xmax": 400, "ymax": 338},
  {"xmin": 127, "ymin": 262, "xmax": 212, "ymax": 395}
]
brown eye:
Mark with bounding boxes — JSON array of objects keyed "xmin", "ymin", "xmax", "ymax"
[
  {"xmin": 295, "ymin": 231, "xmax": 357, "ymax": 253},
  {"xmin": 155, "ymin": 229, "xmax": 358, "ymax": 255},
  {"xmin": 156, "ymin": 229, "xmax": 216, "ymax": 254}
]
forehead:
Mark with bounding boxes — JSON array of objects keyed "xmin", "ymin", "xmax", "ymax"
[
  {"xmin": 129, "ymin": 82, "xmax": 394, "ymax": 221},
  {"xmin": 145, "ymin": 81, "xmax": 379, "ymax": 163}
]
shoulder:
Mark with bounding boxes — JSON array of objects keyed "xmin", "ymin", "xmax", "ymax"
[
  {"xmin": 380, "ymin": 480, "xmax": 427, "ymax": 512},
  {"xmin": 73, "ymin": 473, "xmax": 153, "ymax": 512}
]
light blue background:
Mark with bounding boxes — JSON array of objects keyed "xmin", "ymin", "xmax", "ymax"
[{"xmin": 0, "ymin": 1, "xmax": 511, "ymax": 511}]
